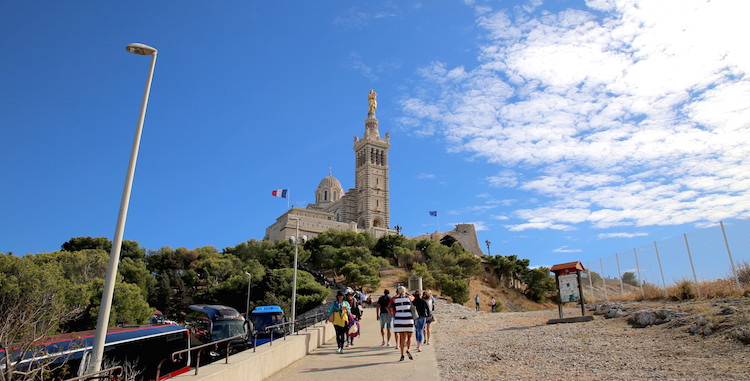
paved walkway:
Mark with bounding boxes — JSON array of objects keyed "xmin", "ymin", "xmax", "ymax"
[{"xmin": 266, "ymin": 307, "xmax": 440, "ymax": 380}]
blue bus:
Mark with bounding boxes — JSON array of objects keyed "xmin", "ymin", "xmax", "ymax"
[
  {"xmin": 0, "ymin": 324, "xmax": 191, "ymax": 380},
  {"xmin": 249, "ymin": 305, "xmax": 285, "ymax": 338}
]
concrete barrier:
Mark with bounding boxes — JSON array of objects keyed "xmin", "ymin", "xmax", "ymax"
[{"xmin": 172, "ymin": 322, "xmax": 336, "ymax": 381}]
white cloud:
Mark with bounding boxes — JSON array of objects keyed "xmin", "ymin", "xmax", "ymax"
[
  {"xmin": 553, "ymin": 246, "xmax": 582, "ymax": 253},
  {"xmin": 450, "ymin": 221, "xmax": 489, "ymax": 231},
  {"xmin": 597, "ymin": 232, "xmax": 649, "ymax": 239},
  {"xmin": 417, "ymin": 173, "xmax": 436, "ymax": 179},
  {"xmin": 401, "ymin": 0, "xmax": 750, "ymax": 232}
]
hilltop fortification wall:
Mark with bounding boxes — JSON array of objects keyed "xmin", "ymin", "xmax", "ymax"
[{"xmin": 413, "ymin": 223, "xmax": 484, "ymax": 257}]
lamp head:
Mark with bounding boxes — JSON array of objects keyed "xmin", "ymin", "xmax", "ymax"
[{"xmin": 126, "ymin": 43, "xmax": 158, "ymax": 55}]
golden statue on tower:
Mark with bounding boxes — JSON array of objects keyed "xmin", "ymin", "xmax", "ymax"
[{"xmin": 368, "ymin": 89, "xmax": 378, "ymax": 114}]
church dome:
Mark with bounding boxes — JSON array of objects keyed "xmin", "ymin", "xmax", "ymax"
[
  {"xmin": 315, "ymin": 174, "xmax": 344, "ymax": 204},
  {"xmin": 318, "ymin": 175, "xmax": 342, "ymax": 190}
]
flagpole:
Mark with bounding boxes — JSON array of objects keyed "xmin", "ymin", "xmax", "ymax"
[{"xmin": 287, "ymin": 189, "xmax": 290, "ymax": 210}]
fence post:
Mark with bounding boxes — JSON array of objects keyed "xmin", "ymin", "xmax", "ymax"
[
  {"xmin": 720, "ymin": 221, "xmax": 742, "ymax": 293},
  {"xmin": 587, "ymin": 261, "xmax": 594, "ymax": 300},
  {"xmin": 599, "ymin": 258, "xmax": 608, "ymax": 301},
  {"xmin": 632, "ymin": 248, "xmax": 645, "ymax": 298},
  {"xmin": 615, "ymin": 253, "xmax": 624, "ymax": 296},
  {"xmin": 653, "ymin": 241, "xmax": 668, "ymax": 297},
  {"xmin": 683, "ymin": 233, "xmax": 701, "ymax": 298}
]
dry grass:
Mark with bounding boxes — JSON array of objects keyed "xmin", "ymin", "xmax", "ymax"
[{"xmin": 591, "ymin": 276, "xmax": 750, "ymax": 303}]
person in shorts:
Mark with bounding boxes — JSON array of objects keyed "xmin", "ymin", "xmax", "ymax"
[{"xmin": 376, "ymin": 289, "xmax": 393, "ymax": 346}]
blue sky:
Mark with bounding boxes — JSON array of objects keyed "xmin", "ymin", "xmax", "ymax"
[{"xmin": 2, "ymin": 1, "xmax": 749, "ymax": 275}]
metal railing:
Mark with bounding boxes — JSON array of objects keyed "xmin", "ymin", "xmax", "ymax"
[
  {"xmin": 156, "ymin": 333, "xmax": 245, "ymax": 378},
  {"xmin": 155, "ymin": 311, "xmax": 330, "ymax": 377},
  {"xmin": 64, "ymin": 366, "xmax": 123, "ymax": 381}
]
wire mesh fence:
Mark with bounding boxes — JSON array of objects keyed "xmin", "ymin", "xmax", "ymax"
[{"xmin": 581, "ymin": 219, "xmax": 750, "ymax": 301}]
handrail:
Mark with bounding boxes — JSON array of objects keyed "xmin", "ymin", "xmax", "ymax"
[
  {"xmin": 64, "ymin": 365, "xmax": 123, "ymax": 381},
  {"xmin": 251, "ymin": 312, "xmax": 327, "ymax": 352},
  {"xmin": 156, "ymin": 333, "xmax": 245, "ymax": 378}
]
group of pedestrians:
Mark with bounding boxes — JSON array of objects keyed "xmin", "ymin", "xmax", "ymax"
[{"xmin": 374, "ymin": 286, "xmax": 435, "ymax": 362}]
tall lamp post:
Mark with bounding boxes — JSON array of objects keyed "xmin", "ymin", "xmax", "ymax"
[
  {"xmin": 89, "ymin": 43, "xmax": 157, "ymax": 375},
  {"xmin": 485, "ymin": 240, "xmax": 491, "ymax": 256},
  {"xmin": 245, "ymin": 272, "xmax": 252, "ymax": 319},
  {"xmin": 288, "ymin": 217, "xmax": 306, "ymax": 334}
]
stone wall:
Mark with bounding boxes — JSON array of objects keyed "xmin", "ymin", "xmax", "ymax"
[{"xmin": 413, "ymin": 223, "xmax": 484, "ymax": 257}]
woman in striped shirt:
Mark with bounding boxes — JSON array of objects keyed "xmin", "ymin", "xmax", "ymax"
[{"xmin": 388, "ymin": 285, "xmax": 414, "ymax": 361}]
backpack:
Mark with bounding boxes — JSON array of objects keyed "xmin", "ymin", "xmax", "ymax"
[{"xmin": 377, "ymin": 295, "xmax": 391, "ymax": 312}]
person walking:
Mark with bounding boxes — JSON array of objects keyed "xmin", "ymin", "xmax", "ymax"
[
  {"xmin": 389, "ymin": 285, "xmax": 414, "ymax": 361},
  {"xmin": 328, "ymin": 291, "xmax": 350, "ymax": 353},
  {"xmin": 376, "ymin": 289, "xmax": 393, "ymax": 346},
  {"xmin": 412, "ymin": 291, "xmax": 431, "ymax": 352},
  {"xmin": 423, "ymin": 290, "xmax": 435, "ymax": 345},
  {"xmin": 345, "ymin": 291, "xmax": 362, "ymax": 347},
  {"xmin": 490, "ymin": 296, "xmax": 497, "ymax": 312},
  {"xmin": 474, "ymin": 294, "xmax": 480, "ymax": 311}
]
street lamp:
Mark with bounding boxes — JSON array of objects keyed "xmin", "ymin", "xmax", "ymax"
[
  {"xmin": 245, "ymin": 272, "xmax": 252, "ymax": 319},
  {"xmin": 288, "ymin": 216, "xmax": 306, "ymax": 334},
  {"xmin": 485, "ymin": 240, "xmax": 491, "ymax": 256},
  {"xmin": 89, "ymin": 43, "xmax": 157, "ymax": 375}
]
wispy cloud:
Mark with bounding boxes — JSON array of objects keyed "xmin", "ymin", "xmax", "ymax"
[
  {"xmin": 345, "ymin": 53, "xmax": 402, "ymax": 81},
  {"xmin": 332, "ymin": 7, "xmax": 399, "ymax": 30},
  {"xmin": 449, "ymin": 220, "xmax": 489, "ymax": 231},
  {"xmin": 418, "ymin": 172, "xmax": 436, "ymax": 179},
  {"xmin": 597, "ymin": 232, "xmax": 649, "ymax": 239},
  {"xmin": 401, "ymin": 0, "xmax": 750, "ymax": 232},
  {"xmin": 553, "ymin": 246, "xmax": 582, "ymax": 253}
]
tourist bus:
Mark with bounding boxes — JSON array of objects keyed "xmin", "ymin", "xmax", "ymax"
[
  {"xmin": 186, "ymin": 304, "xmax": 248, "ymax": 348},
  {"xmin": 0, "ymin": 324, "xmax": 191, "ymax": 380}
]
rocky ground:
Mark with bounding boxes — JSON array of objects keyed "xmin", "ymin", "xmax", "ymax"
[{"xmin": 432, "ymin": 298, "xmax": 750, "ymax": 380}]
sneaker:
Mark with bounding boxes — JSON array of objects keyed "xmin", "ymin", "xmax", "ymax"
[
  {"xmin": 386, "ymin": 341, "xmax": 391, "ymax": 347},
  {"xmin": 336, "ymin": 348, "xmax": 341, "ymax": 353},
  {"xmin": 381, "ymin": 340, "xmax": 386, "ymax": 346},
  {"xmin": 340, "ymin": 349, "xmax": 345, "ymax": 354}
]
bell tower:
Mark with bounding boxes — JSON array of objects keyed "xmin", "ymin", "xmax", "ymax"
[{"xmin": 353, "ymin": 90, "xmax": 390, "ymax": 229}]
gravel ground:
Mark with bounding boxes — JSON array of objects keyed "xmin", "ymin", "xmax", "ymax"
[{"xmin": 432, "ymin": 300, "xmax": 750, "ymax": 380}]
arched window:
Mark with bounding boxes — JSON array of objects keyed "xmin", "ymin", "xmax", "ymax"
[{"xmin": 324, "ymin": 190, "xmax": 328, "ymax": 201}]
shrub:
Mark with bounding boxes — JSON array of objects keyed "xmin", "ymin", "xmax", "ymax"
[{"xmin": 737, "ymin": 261, "xmax": 750, "ymax": 285}]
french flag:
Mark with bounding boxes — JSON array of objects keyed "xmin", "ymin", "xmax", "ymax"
[{"xmin": 271, "ymin": 189, "xmax": 288, "ymax": 198}]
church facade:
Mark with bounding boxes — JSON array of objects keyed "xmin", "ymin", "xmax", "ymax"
[{"xmin": 264, "ymin": 90, "xmax": 398, "ymax": 242}]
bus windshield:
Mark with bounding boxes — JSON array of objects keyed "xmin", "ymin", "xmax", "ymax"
[
  {"xmin": 211, "ymin": 320, "xmax": 246, "ymax": 341},
  {"xmin": 251, "ymin": 313, "xmax": 283, "ymax": 330}
]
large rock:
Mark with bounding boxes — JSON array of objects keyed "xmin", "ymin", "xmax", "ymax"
[
  {"xmin": 630, "ymin": 309, "xmax": 688, "ymax": 328},
  {"xmin": 629, "ymin": 310, "xmax": 657, "ymax": 327}
]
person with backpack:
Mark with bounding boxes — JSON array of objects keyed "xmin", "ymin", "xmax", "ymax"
[
  {"xmin": 345, "ymin": 291, "xmax": 362, "ymax": 347},
  {"xmin": 375, "ymin": 289, "xmax": 393, "ymax": 346},
  {"xmin": 413, "ymin": 290, "xmax": 431, "ymax": 352}
]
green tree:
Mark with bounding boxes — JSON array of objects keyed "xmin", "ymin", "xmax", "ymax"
[
  {"xmin": 439, "ymin": 234, "xmax": 458, "ymax": 247},
  {"xmin": 0, "ymin": 254, "xmax": 86, "ymax": 379},
  {"xmin": 119, "ymin": 257, "xmax": 154, "ymax": 298},
  {"xmin": 622, "ymin": 271, "xmax": 639, "ymax": 287},
  {"xmin": 258, "ymin": 269, "xmax": 330, "ymax": 316},
  {"xmin": 85, "ymin": 279, "xmax": 152, "ymax": 327},
  {"xmin": 523, "ymin": 267, "xmax": 556, "ymax": 302}
]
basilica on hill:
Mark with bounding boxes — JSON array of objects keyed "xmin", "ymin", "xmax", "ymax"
[
  {"xmin": 263, "ymin": 90, "xmax": 484, "ymax": 257},
  {"xmin": 264, "ymin": 90, "xmax": 398, "ymax": 242}
]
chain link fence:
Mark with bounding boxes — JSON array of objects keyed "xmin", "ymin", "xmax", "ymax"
[{"xmin": 581, "ymin": 219, "xmax": 750, "ymax": 301}]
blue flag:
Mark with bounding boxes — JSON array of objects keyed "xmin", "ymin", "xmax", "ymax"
[{"xmin": 429, "ymin": 211, "xmax": 437, "ymax": 217}]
